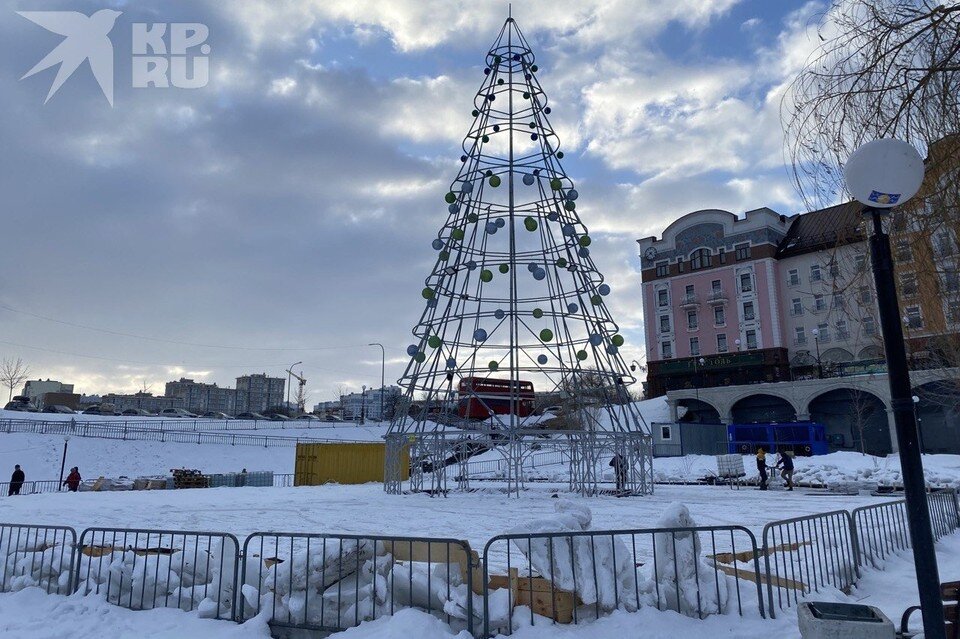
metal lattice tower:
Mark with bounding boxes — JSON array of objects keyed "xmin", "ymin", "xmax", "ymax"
[{"xmin": 385, "ymin": 16, "xmax": 652, "ymax": 496}]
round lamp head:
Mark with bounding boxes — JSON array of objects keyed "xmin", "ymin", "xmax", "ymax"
[{"xmin": 844, "ymin": 139, "xmax": 924, "ymax": 208}]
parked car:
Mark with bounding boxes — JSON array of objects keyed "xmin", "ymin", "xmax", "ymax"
[
  {"xmin": 296, "ymin": 414, "xmax": 320, "ymax": 421},
  {"xmin": 4, "ymin": 400, "xmax": 38, "ymax": 412},
  {"xmin": 82, "ymin": 405, "xmax": 105, "ymax": 415},
  {"xmin": 323, "ymin": 415, "xmax": 343, "ymax": 422},
  {"xmin": 268, "ymin": 413, "xmax": 291, "ymax": 421},
  {"xmin": 121, "ymin": 408, "xmax": 152, "ymax": 416},
  {"xmin": 201, "ymin": 411, "xmax": 231, "ymax": 420},
  {"xmin": 235, "ymin": 412, "xmax": 268, "ymax": 420},
  {"xmin": 43, "ymin": 405, "xmax": 77, "ymax": 414},
  {"xmin": 159, "ymin": 408, "xmax": 198, "ymax": 418}
]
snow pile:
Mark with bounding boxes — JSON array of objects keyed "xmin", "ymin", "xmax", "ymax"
[
  {"xmin": 0, "ymin": 532, "xmax": 74, "ymax": 594},
  {"xmin": 509, "ymin": 499, "xmax": 639, "ymax": 613},
  {"xmin": 75, "ymin": 540, "xmax": 237, "ymax": 619},
  {"xmin": 639, "ymin": 503, "xmax": 728, "ymax": 617},
  {"xmin": 239, "ymin": 538, "xmax": 478, "ymax": 633}
]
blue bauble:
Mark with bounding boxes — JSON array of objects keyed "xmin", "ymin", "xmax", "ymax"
[
  {"xmin": 533, "ymin": 268, "xmax": 546, "ymax": 281},
  {"xmin": 589, "ymin": 334, "xmax": 603, "ymax": 346},
  {"xmin": 427, "ymin": 299, "xmax": 438, "ymax": 308},
  {"xmin": 599, "ymin": 284, "xmax": 611, "ymax": 296},
  {"xmin": 432, "ymin": 239, "xmax": 444, "ymax": 250},
  {"xmin": 567, "ymin": 189, "xmax": 579, "ymax": 201},
  {"xmin": 486, "ymin": 222, "xmax": 498, "ymax": 234},
  {"xmin": 537, "ymin": 354, "xmax": 548, "ymax": 365},
  {"xmin": 446, "ymin": 358, "xmax": 457, "ymax": 369},
  {"xmin": 448, "ymin": 204, "xmax": 459, "ymax": 214},
  {"xmin": 567, "ymin": 303, "xmax": 579, "ymax": 313},
  {"xmin": 522, "ymin": 174, "xmax": 535, "ymax": 186},
  {"xmin": 467, "ymin": 260, "xmax": 478, "ymax": 271},
  {"xmin": 579, "ymin": 247, "xmax": 590, "ymax": 258},
  {"xmin": 474, "ymin": 328, "xmax": 488, "ymax": 342},
  {"xmin": 494, "ymin": 309, "xmax": 505, "ymax": 320},
  {"xmin": 406, "ymin": 345, "xmax": 419, "ymax": 356},
  {"xmin": 607, "ymin": 345, "xmax": 619, "ymax": 355},
  {"xmin": 527, "ymin": 262, "xmax": 538, "ymax": 272},
  {"xmin": 462, "ymin": 180, "xmax": 474, "ymax": 193},
  {"xmin": 562, "ymin": 224, "xmax": 575, "ymax": 236},
  {"xmin": 496, "ymin": 218, "xmax": 505, "ymax": 228},
  {"xmin": 547, "ymin": 212, "xmax": 559, "ymax": 222}
]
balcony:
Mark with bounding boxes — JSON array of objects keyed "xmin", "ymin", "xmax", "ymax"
[
  {"xmin": 706, "ymin": 290, "xmax": 727, "ymax": 305},
  {"xmin": 679, "ymin": 294, "xmax": 700, "ymax": 309}
]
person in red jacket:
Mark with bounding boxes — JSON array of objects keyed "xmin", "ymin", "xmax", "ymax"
[{"xmin": 63, "ymin": 467, "xmax": 81, "ymax": 492}]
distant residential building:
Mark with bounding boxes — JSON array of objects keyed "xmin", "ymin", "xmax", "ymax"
[
  {"xmin": 101, "ymin": 392, "xmax": 183, "ymax": 413},
  {"xmin": 165, "ymin": 378, "xmax": 237, "ymax": 414},
  {"xmin": 340, "ymin": 386, "xmax": 402, "ymax": 421},
  {"xmin": 41, "ymin": 392, "xmax": 81, "ymax": 410},
  {"xmin": 313, "ymin": 400, "xmax": 341, "ymax": 417},
  {"xmin": 22, "ymin": 379, "xmax": 74, "ymax": 407},
  {"xmin": 236, "ymin": 374, "xmax": 285, "ymax": 413}
]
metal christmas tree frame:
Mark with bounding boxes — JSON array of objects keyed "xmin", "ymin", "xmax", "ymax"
[{"xmin": 385, "ymin": 16, "xmax": 653, "ymax": 497}]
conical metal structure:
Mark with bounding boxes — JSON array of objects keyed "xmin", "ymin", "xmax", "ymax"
[{"xmin": 385, "ymin": 16, "xmax": 652, "ymax": 496}]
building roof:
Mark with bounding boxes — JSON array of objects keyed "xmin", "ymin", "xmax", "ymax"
[{"xmin": 775, "ymin": 200, "xmax": 866, "ymax": 258}]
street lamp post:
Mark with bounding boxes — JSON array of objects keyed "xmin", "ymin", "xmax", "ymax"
[
  {"xmin": 369, "ymin": 343, "xmax": 385, "ymax": 421},
  {"xmin": 58, "ymin": 436, "xmax": 69, "ymax": 489},
  {"xmin": 845, "ymin": 138, "xmax": 943, "ymax": 639},
  {"xmin": 693, "ymin": 357, "xmax": 705, "ymax": 421},
  {"xmin": 360, "ymin": 385, "xmax": 367, "ymax": 425},
  {"xmin": 286, "ymin": 361, "xmax": 302, "ymax": 414},
  {"xmin": 811, "ymin": 329, "xmax": 823, "ymax": 378}
]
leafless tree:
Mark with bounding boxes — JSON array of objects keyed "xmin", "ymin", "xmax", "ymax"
[
  {"xmin": 0, "ymin": 357, "xmax": 31, "ymax": 402},
  {"xmin": 849, "ymin": 389, "xmax": 879, "ymax": 455},
  {"xmin": 295, "ymin": 383, "xmax": 307, "ymax": 414},
  {"xmin": 333, "ymin": 384, "xmax": 348, "ymax": 401}
]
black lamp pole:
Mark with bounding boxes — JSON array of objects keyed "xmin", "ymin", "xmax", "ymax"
[{"xmin": 867, "ymin": 206, "xmax": 944, "ymax": 639}]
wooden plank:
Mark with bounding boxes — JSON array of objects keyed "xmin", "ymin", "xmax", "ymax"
[
  {"xmin": 710, "ymin": 540, "xmax": 811, "ymax": 565},
  {"xmin": 713, "ymin": 562, "xmax": 807, "ymax": 592}
]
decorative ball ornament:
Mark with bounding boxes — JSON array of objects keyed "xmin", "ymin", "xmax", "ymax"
[
  {"xmin": 468, "ymin": 213, "xmax": 479, "ymax": 223},
  {"xmin": 522, "ymin": 174, "xmax": 535, "ymax": 186},
  {"xmin": 544, "ymin": 107, "xmax": 551, "ymax": 114},
  {"xmin": 497, "ymin": 78, "xmax": 504, "ymax": 85},
  {"xmin": 539, "ymin": 328, "xmax": 553, "ymax": 342},
  {"xmin": 579, "ymin": 235, "xmax": 591, "ymax": 247},
  {"xmin": 480, "ymin": 269, "xmax": 493, "ymax": 282},
  {"xmin": 607, "ymin": 345, "xmax": 619, "ymax": 355},
  {"xmin": 567, "ymin": 189, "xmax": 579, "ymax": 201},
  {"xmin": 499, "ymin": 263, "xmax": 509, "ymax": 273},
  {"xmin": 567, "ymin": 303, "xmax": 579, "ymax": 313},
  {"xmin": 467, "ymin": 260, "xmax": 478, "ymax": 270},
  {"xmin": 562, "ymin": 224, "xmax": 575, "ymax": 236},
  {"xmin": 474, "ymin": 328, "xmax": 488, "ymax": 342},
  {"xmin": 537, "ymin": 354, "xmax": 548, "ymax": 365},
  {"xmin": 427, "ymin": 298, "xmax": 438, "ymax": 308},
  {"xmin": 591, "ymin": 294, "xmax": 603, "ymax": 305},
  {"xmin": 406, "ymin": 344, "xmax": 419, "ymax": 356},
  {"xmin": 599, "ymin": 284, "xmax": 611, "ymax": 296},
  {"xmin": 531, "ymin": 133, "xmax": 539, "ymax": 141},
  {"xmin": 589, "ymin": 334, "xmax": 603, "ymax": 346},
  {"xmin": 461, "ymin": 180, "xmax": 474, "ymax": 193},
  {"xmin": 547, "ymin": 212, "xmax": 559, "ymax": 222},
  {"xmin": 523, "ymin": 92, "xmax": 530, "ymax": 99},
  {"xmin": 524, "ymin": 217, "xmax": 538, "ymax": 232},
  {"xmin": 414, "ymin": 352, "xmax": 426, "ymax": 363},
  {"xmin": 451, "ymin": 228, "xmax": 465, "ymax": 241},
  {"xmin": 489, "ymin": 175, "xmax": 502, "ymax": 187},
  {"xmin": 488, "ymin": 360, "xmax": 499, "ymax": 371},
  {"xmin": 844, "ymin": 139, "xmax": 925, "ymax": 208},
  {"xmin": 578, "ymin": 247, "xmax": 590, "ymax": 258},
  {"xmin": 550, "ymin": 178, "xmax": 563, "ymax": 190},
  {"xmin": 576, "ymin": 350, "xmax": 588, "ymax": 361},
  {"xmin": 557, "ymin": 152, "xmax": 564, "ymax": 159},
  {"xmin": 495, "ymin": 218, "xmax": 505, "ymax": 228},
  {"xmin": 460, "ymin": 155, "xmax": 468, "ymax": 162},
  {"xmin": 528, "ymin": 262, "xmax": 538, "ymax": 272},
  {"xmin": 432, "ymin": 239, "xmax": 444, "ymax": 250},
  {"xmin": 564, "ymin": 201, "xmax": 576, "ymax": 211},
  {"xmin": 611, "ymin": 334, "xmax": 625, "ymax": 347},
  {"xmin": 556, "ymin": 258, "xmax": 568, "ymax": 268},
  {"xmin": 446, "ymin": 358, "xmax": 457, "ymax": 369},
  {"xmin": 448, "ymin": 204, "xmax": 459, "ymax": 214},
  {"xmin": 531, "ymin": 64, "xmax": 538, "ymax": 72},
  {"xmin": 445, "ymin": 192, "xmax": 457, "ymax": 204},
  {"xmin": 482, "ymin": 135, "xmax": 490, "ymax": 143},
  {"xmin": 493, "ymin": 124, "xmax": 500, "ymax": 132},
  {"xmin": 428, "ymin": 335, "xmax": 442, "ymax": 348},
  {"xmin": 532, "ymin": 308, "xmax": 544, "ymax": 319},
  {"xmin": 494, "ymin": 309, "xmax": 505, "ymax": 319},
  {"xmin": 486, "ymin": 222, "xmax": 498, "ymax": 234},
  {"xmin": 533, "ymin": 268, "xmax": 546, "ymax": 280},
  {"xmin": 438, "ymin": 250, "xmax": 449, "ymax": 261},
  {"xmin": 422, "ymin": 287, "xmax": 435, "ymax": 300}
]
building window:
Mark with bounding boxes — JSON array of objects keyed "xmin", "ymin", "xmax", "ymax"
[
  {"xmin": 714, "ymin": 306, "xmax": 725, "ymax": 326},
  {"xmin": 948, "ymin": 302, "xmax": 960, "ymax": 324},
  {"xmin": 836, "ymin": 319, "xmax": 850, "ymax": 340},
  {"xmin": 816, "ymin": 323, "xmax": 830, "ymax": 342},
  {"xmin": 895, "ymin": 240, "xmax": 913, "ymax": 263},
  {"xmin": 795, "ymin": 326, "xmax": 806, "ymax": 345},
  {"xmin": 743, "ymin": 301, "xmax": 755, "ymax": 321},
  {"xmin": 788, "ymin": 269, "xmax": 800, "ymax": 286},
  {"xmin": 814, "ymin": 294, "xmax": 826, "ymax": 312},
  {"xmin": 690, "ymin": 248, "xmax": 712, "ymax": 270},
  {"xmin": 717, "ymin": 333, "xmax": 728, "ymax": 352},
  {"xmin": 655, "ymin": 261, "xmax": 669, "ymax": 277},
  {"xmin": 711, "ymin": 279, "xmax": 721, "ymax": 293},
  {"xmin": 863, "ymin": 316, "xmax": 877, "ymax": 335},
  {"xmin": 677, "ymin": 257, "xmax": 684, "ymax": 273},
  {"xmin": 810, "ymin": 264, "xmax": 822, "ymax": 282},
  {"xmin": 687, "ymin": 311, "xmax": 698, "ymax": 330},
  {"xmin": 690, "ymin": 337, "xmax": 700, "ymax": 356},
  {"xmin": 934, "ymin": 232, "xmax": 955, "ymax": 257},
  {"xmin": 905, "ymin": 306, "xmax": 923, "ymax": 329},
  {"xmin": 685, "ymin": 284, "xmax": 695, "ymax": 296},
  {"xmin": 791, "ymin": 298, "xmax": 803, "ymax": 316},
  {"xmin": 828, "ymin": 260, "xmax": 840, "ymax": 277},
  {"xmin": 854, "ymin": 253, "xmax": 867, "ymax": 271},
  {"xmin": 718, "ymin": 248, "xmax": 726, "ymax": 264},
  {"xmin": 945, "ymin": 271, "xmax": 960, "ymax": 293},
  {"xmin": 660, "ymin": 425, "xmax": 673, "ymax": 440},
  {"xmin": 859, "ymin": 287, "xmax": 873, "ymax": 304},
  {"xmin": 657, "ymin": 289, "xmax": 668, "ymax": 307},
  {"xmin": 659, "ymin": 315, "xmax": 671, "ymax": 333},
  {"xmin": 745, "ymin": 329, "xmax": 758, "ymax": 349},
  {"xmin": 739, "ymin": 273, "xmax": 753, "ymax": 292},
  {"xmin": 900, "ymin": 273, "xmax": 918, "ymax": 297},
  {"xmin": 662, "ymin": 341, "xmax": 673, "ymax": 358},
  {"xmin": 735, "ymin": 243, "xmax": 751, "ymax": 260},
  {"xmin": 832, "ymin": 293, "xmax": 845, "ymax": 310}
]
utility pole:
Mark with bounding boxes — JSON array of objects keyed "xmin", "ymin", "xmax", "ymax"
[
  {"xmin": 369, "ymin": 343, "xmax": 385, "ymax": 421},
  {"xmin": 286, "ymin": 361, "xmax": 302, "ymax": 414}
]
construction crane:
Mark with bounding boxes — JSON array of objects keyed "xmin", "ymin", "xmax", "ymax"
[{"xmin": 286, "ymin": 367, "xmax": 307, "ymax": 414}]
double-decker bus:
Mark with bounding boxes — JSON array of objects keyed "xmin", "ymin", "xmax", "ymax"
[{"xmin": 458, "ymin": 377, "xmax": 535, "ymax": 419}]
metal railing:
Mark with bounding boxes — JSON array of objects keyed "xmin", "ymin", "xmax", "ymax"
[
  {"xmin": 1, "ymin": 480, "xmax": 63, "ymax": 497},
  {"xmin": 239, "ymin": 533, "xmax": 476, "ymax": 636},
  {"xmin": 761, "ymin": 510, "xmax": 858, "ymax": 616},
  {"xmin": 75, "ymin": 527, "xmax": 240, "ymax": 621},
  {"xmin": 852, "ymin": 489, "xmax": 959, "ymax": 568},
  {"xmin": 0, "ymin": 523, "xmax": 77, "ymax": 595},
  {"xmin": 482, "ymin": 524, "xmax": 765, "ymax": 636}
]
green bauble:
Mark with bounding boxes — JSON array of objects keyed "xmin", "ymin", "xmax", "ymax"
[
  {"xmin": 414, "ymin": 352, "xmax": 426, "ymax": 363},
  {"xmin": 579, "ymin": 235, "xmax": 591, "ymax": 247},
  {"xmin": 533, "ymin": 308, "xmax": 543, "ymax": 319},
  {"xmin": 524, "ymin": 217, "xmax": 538, "ymax": 232},
  {"xmin": 451, "ymin": 228, "xmax": 465, "ymax": 241},
  {"xmin": 565, "ymin": 201, "xmax": 576, "ymax": 211},
  {"xmin": 591, "ymin": 295, "xmax": 603, "ymax": 305},
  {"xmin": 576, "ymin": 350, "xmax": 588, "ymax": 361},
  {"xmin": 439, "ymin": 250, "xmax": 449, "ymax": 261},
  {"xmin": 444, "ymin": 192, "xmax": 457, "ymax": 204},
  {"xmin": 482, "ymin": 135, "xmax": 490, "ymax": 143},
  {"xmin": 480, "ymin": 269, "xmax": 493, "ymax": 282},
  {"xmin": 556, "ymin": 258, "xmax": 568, "ymax": 268},
  {"xmin": 422, "ymin": 287, "xmax": 435, "ymax": 300},
  {"xmin": 489, "ymin": 175, "xmax": 502, "ymax": 187},
  {"xmin": 550, "ymin": 178, "xmax": 562, "ymax": 190},
  {"xmin": 557, "ymin": 151, "xmax": 565, "ymax": 159},
  {"xmin": 539, "ymin": 328, "xmax": 553, "ymax": 342},
  {"xmin": 499, "ymin": 264, "xmax": 510, "ymax": 274},
  {"xmin": 428, "ymin": 335, "xmax": 442, "ymax": 349},
  {"xmin": 468, "ymin": 213, "xmax": 479, "ymax": 223},
  {"xmin": 523, "ymin": 92, "xmax": 530, "ymax": 99},
  {"xmin": 612, "ymin": 334, "xmax": 625, "ymax": 347},
  {"xmin": 488, "ymin": 360, "xmax": 499, "ymax": 371},
  {"xmin": 471, "ymin": 109, "xmax": 479, "ymax": 117},
  {"xmin": 531, "ymin": 64, "xmax": 539, "ymax": 72},
  {"xmin": 495, "ymin": 55, "xmax": 502, "ymax": 64}
]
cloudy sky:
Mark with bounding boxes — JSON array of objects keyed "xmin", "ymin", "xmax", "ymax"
[{"xmin": 0, "ymin": 0, "xmax": 826, "ymax": 404}]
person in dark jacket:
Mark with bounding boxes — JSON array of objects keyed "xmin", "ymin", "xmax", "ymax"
[
  {"xmin": 776, "ymin": 452, "xmax": 795, "ymax": 491},
  {"xmin": 63, "ymin": 467, "xmax": 81, "ymax": 492},
  {"xmin": 8, "ymin": 465, "xmax": 24, "ymax": 496},
  {"xmin": 610, "ymin": 454, "xmax": 627, "ymax": 492},
  {"xmin": 755, "ymin": 448, "xmax": 768, "ymax": 490}
]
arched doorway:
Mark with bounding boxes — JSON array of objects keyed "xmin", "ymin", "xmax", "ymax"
[
  {"xmin": 808, "ymin": 388, "xmax": 890, "ymax": 455},
  {"xmin": 730, "ymin": 394, "xmax": 797, "ymax": 423},
  {"xmin": 821, "ymin": 348, "xmax": 855, "ymax": 363},
  {"xmin": 678, "ymin": 398, "xmax": 721, "ymax": 424},
  {"xmin": 677, "ymin": 398, "xmax": 726, "ymax": 455},
  {"xmin": 914, "ymin": 381, "xmax": 960, "ymax": 454}
]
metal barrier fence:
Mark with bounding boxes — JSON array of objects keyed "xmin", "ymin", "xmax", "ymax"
[
  {"xmin": 927, "ymin": 489, "xmax": 960, "ymax": 540},
  {"xmin": 0, "ymin": 523, "xmax": 77, "ymax": 595},
  {"xmin": 1, "ymin": 417, "xmax": 351, "ymax": 433},
  {"xmin": 482, "ymin": 525, "xmax": 765, "ymax": 636},
  {"xmin": 1, "ymin": 480, "xmax": 62, "ymax": 497},
  {"xmin": 239, "ymin": 533, "xmax": 476, "ymax": 636},
  {"xmin": 761, "ymin": 510, "xmax": 858, "ymax": 616},
  {"xmin": 75, "ymin": 527, "xmax": 240, "ymax": 621}
]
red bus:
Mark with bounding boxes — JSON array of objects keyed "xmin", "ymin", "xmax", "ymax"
[{"xmin": 458, "ymin": 377, "xmax": 535, "ymax": 419}]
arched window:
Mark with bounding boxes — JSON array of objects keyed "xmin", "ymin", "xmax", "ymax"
[{"xmin": 690, "ymin": 248, "xmax": 712, "ymax": 270}]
